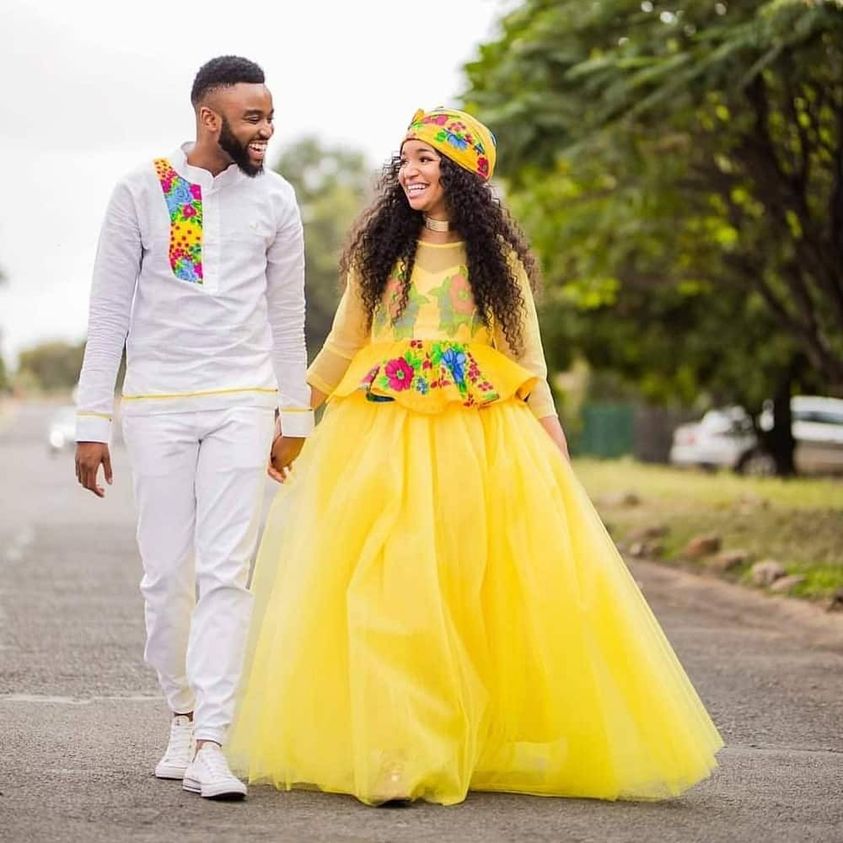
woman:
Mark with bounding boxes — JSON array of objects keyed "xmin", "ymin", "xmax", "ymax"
[{"xmin": 227, "ymin": 108, "xmax": 722, "ymax": 806}]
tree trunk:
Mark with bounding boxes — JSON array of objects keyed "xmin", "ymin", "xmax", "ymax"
[{"xmin": 761, "ymin": 362, "xmax": 799, "ymax": 477}]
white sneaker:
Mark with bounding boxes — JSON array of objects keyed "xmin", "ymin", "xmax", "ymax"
[
  {"xmin": 154, "ymin": 715, "xmax": 195, "ymax": 780},
  {"xmin": 183, "ymin": 744, "xmax": 247, "ymax": 800}
]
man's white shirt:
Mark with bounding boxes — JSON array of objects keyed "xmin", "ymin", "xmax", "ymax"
[{"xmin": 76, "ymin": 143, "xmax": 314, "ymax": 442}]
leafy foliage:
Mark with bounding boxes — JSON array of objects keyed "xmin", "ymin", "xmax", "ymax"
[
  {"xmin": 464, "ymin": 0, "xmax": 843, "ymax": 411},
  {"xmin": 274, "ymin": 138, "xmax": 373, "ymax": 355},
  {"xmin": 17, "ymin": 340, "xmax": 86, "ymax": 393}
]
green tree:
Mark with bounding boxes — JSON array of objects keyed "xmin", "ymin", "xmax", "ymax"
[
  {"xmin": 465, "ymin": 0, "xmax": 843, "ymax": 473},
  {"xmin": 17, "ymin": 340, "xmax": 86, "ymax": 393},
  {"xmin": 275, "ymin": 137, "xmax": 373, "ymax": 355}
]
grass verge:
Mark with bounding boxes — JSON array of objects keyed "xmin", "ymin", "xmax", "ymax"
[{"xmin": 573, "ymin": 458, "xmax": 843, "ymax": 603}]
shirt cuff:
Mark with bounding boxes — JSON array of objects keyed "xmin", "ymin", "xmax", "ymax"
[
  {"xmin": 75, "ymin": 413, "xmax": 112, "ymax": 443},
  {"xmin": 279, "ymin": 407, "xmax": 315, "ymax": 437}
]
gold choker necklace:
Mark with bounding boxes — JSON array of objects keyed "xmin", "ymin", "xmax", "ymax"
[{"xmin": 424, "ymin": 216, "xmax": 451, "ymax": 232}]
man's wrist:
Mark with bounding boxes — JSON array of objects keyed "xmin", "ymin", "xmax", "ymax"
[
  {"xmin": 278, "ymin": 407, "xmax": 314, "ymax": 437},
  {"xmin": 75, "ymin": 413, "xmax": 112, "ymax": 443}
]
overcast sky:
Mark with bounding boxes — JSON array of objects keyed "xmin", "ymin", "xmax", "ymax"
[{"xmin": 0, "ymin": 0, "xmax": 512, "ymax": 366}]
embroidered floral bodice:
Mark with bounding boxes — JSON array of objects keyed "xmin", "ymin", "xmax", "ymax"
[{"xmin": 306, "ymin": 240, "xmax": 556, "ymax": 418}]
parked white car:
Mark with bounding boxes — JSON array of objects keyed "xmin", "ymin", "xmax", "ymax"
[
  {"xmin": 669, "ymin": 407, "xmax": 756, "ymax": 472},
  {"xmin": 771, "ymin": 395, "xmax": 843, "ymax": 475},
  {"xmin": 669, "ymin": 396, "xmax": 843, "ymax": 475},
  {"xmin": 47, "ymin": 404, "xmax": 76, "ymax": 454}
]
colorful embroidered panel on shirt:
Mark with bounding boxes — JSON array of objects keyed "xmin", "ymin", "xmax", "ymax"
[
  {"xmin": 154, "ymin": 158, "xmax": 204, "ymax": 284},
  {"xmin": 361, "ymin": 340, "xmax": 500, "ymax": 407}
]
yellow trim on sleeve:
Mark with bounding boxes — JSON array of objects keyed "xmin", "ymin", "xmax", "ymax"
[
  {"xmin": 306, "ymin": 372, "xmax": 336, "ymax": 396},
  {"xmin": 76, "ymin": 411, "xmax": 112, "ymax": 420},
  {"xmin": 278, "ymin": 407, "xmax": 313, "ymax": 413}
]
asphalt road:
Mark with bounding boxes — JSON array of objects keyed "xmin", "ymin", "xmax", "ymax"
[{"xmin": 1, "ymin": 401, "xmax": 842, "ymax": 843}]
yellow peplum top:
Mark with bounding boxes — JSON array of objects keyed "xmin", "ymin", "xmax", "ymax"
[{"xmin": 305, "ymin": 240, "xmax": 558, "ymax": 419}]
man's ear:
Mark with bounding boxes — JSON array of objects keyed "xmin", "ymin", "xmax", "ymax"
[{"xmin": 198, "ymin": 105, "xmax": 220, "ymax": 134}]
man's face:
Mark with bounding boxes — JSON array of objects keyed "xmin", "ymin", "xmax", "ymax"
[{"xmin": 211, "ymin": 83, "xmax": 275, "ymax": 177}]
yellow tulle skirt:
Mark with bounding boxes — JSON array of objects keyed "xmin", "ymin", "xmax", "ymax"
[{"xmin": 227, "ymin": 390, "xmax": 722, "ymax": 805}]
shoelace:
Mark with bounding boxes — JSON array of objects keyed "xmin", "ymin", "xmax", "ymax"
[
  {"xmin": 200, "ymin": 747, "xmax": 234, "ymax": 779},
  {"xmin": 164, "ymin": 724, "xmax": 193, "ymax": 760}
]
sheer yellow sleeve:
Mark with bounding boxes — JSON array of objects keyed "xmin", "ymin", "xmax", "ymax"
[
  {"xmin": 494, "ymin": 261, "xmax": 558, "ymax": 419},
  {"xmin": 307, "ymin": 269, "xmax": 371, "ymax": 396}
]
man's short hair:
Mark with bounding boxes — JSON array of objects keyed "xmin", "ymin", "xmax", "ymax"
[{"xmin": 190, "ymin": 56, "xmax": 265, "ymax": 107}]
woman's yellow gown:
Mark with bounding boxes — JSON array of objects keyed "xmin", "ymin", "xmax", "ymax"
[{"xmin": 227, "ymin": 241, "xmax": 722, "ymax": 805}]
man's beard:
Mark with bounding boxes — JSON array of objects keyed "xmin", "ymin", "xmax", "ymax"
[{"xmin": 218, "ymin": 117, "xmax": 263, "ymax": 177}]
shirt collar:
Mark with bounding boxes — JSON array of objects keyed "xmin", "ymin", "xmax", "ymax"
[{"xmin": 168, "ymin": 142, "xmax": 243, "ymax": 190}]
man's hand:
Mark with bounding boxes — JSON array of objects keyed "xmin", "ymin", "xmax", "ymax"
[
  {"xmin": 75, "ymin": 442, "xmax": 113, "ymax": 498},
  {"xmin": 267, "ymin": 435, "xmax": 305, "ymax": 483}
]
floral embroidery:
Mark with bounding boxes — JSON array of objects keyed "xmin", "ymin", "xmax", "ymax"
[
  {"xmin": 384, "ymin": 357, "xmax": 414, "ymax": 391},
  {"xmin": 360, "ymin": 340, "xmax": 500, "ymax": 407},
  {"xmin": 429, "ymin": 266, "xmax": 479, "ymax": 337},
  {"xmin": 373, "ymin": 265, "xmax": 428, "ymax": 338},
  {"xmin": 154, "ymin": 158, "xmax": 203, "ymax": 284}
]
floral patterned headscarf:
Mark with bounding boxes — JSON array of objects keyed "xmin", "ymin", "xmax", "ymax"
[{"xmin": 402, "ymin": 108, "xmax": 497, "ymax": 181}]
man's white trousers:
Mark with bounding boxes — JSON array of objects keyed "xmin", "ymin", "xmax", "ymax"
[{"xmin": 122, "ymin": 406, "xmax": 275, "ymax": 745}]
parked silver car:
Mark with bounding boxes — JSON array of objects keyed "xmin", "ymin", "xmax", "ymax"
[{"xmin": 669, "ymin": 396, "xmax": 843, "ymax": 475}]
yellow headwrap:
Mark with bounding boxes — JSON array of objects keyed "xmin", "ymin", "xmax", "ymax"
[{"xmin": 402, "ymin": 108, "xmax": 497, "ymax": 181}]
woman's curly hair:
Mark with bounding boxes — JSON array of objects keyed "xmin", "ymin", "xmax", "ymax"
[{"xmin": 339, "ymin": 154, "xmax": 540, "ymax": 354}]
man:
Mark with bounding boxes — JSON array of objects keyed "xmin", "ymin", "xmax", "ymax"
[{"xmin": 75, "ymin": 56, "xmax": 312, "ymax": 800}]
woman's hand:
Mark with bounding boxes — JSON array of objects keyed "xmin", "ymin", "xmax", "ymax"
[
  {"xmin": 310, "ymin": 385, "xmax": 327, "ymax": 410},
  {"xmin": 539, "ymin": 415, "xmax": 570, "ymax": 459}
]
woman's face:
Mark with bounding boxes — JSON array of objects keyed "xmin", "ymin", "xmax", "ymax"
[{"xmin": 398, "ymin": 140, "xmax": 448, "ymax": 218}]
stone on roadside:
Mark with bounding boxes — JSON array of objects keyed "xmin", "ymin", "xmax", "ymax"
[
  {"xmin": 706, "ymin": 549, "xmax": 750, "ymax": 573},
  {"xmin": 750, "ymin": 559, "xmax": 787, "ymax": 587},
  {"xmin": 628, "ymin": 540, "xmax": 664, "ymax": 559},
  {"xmin": 683, "ymin": 534, "xmax": 722, "ymax": 559},
  {"xmin": 629, "ymin": 524, "xmax": 668, "ymax": 542},
  {"xmin": 600, "ymin": 491, "xmax": 641, "ymax": 508},
  {"xmin": 825, "ymin": 589, "xmax": 843, "ymax": 613},
  {"xmin": 769, "ymin": 574, "xmax": 806, "ymax": 594}
]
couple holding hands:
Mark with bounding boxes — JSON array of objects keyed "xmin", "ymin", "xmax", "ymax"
[{"xmin": 75, "ymin": 55, "xmax": 721, "ymax": 806}]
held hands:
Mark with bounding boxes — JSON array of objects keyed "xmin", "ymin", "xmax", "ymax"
[
  {"xmin": 75, "ymin": 442, "xmax": 113, "ymax": 497},
  {"xmin": 267, "ymin": 389, "xmax": 323, "ymax": 483},
  {"xmin": 267, "ymin": 435, "xmax": 305, "ymax": 483}
]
